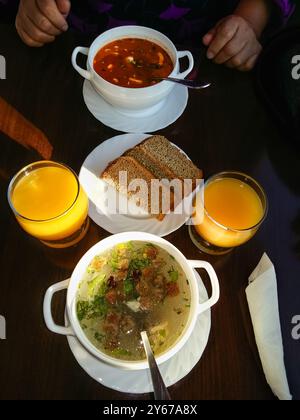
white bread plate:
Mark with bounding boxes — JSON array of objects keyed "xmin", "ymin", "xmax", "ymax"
[{"xmin": 79, "ymin": 133, "xmax": 202, "ymax": 237}]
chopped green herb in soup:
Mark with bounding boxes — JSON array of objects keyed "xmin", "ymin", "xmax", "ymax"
[{"xmin": 76, "ymin": 241, "xmax": 191, "ymax": 361}]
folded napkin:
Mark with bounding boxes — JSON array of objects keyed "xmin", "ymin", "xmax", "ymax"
[{"xmin": 246, "ymin": 253, "xmax": 292, "ymax": 400}]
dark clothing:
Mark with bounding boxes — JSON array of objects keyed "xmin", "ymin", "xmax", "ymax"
[
  {"xmin": 0, "ymin": 0, "xmax": 296, "ymax": 46},
  {"xmin": 67, "ymin": 0, "xmax": 296, "ymax": 45}
]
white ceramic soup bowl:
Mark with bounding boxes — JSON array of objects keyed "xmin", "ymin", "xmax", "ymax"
[
  {"xmin": 71, "ymin": 26, "xmax": 194, "ymax": 117},
  {"xmin": 43, "ymin": 232, "xmax": 219, "ymax": 370}
]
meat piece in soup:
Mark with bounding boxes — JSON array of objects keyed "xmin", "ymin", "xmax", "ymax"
[
  {"xmin": 93, "ymin": 38, "xmax": 174, "ymax": 88},
  {"xmin": 76, "ymin": 241, "xmax": 191, "ymax": 361}
]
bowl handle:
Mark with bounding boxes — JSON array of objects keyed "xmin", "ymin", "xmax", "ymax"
[
  {"xmin": 71, "ymin": 47, "xmax": 92, "ymax": 80},
  {"xmin": 43, "ymin": 279, "xmax": 74, "ymax": 336},
  {"xmin": 188, "ymin": 260, "xmax": 220, "ymax": 315},
  {"xmin": 177, "ymin": 51, "xmax": 194, "ymax": 79}
]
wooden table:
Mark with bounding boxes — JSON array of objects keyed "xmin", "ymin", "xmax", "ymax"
[{"xmin": 0, "ymin": 24, "xmax": 299, "ymax": 400}]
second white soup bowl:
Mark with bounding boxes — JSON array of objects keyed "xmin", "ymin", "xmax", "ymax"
[{"xmin": 44, "ymin": 232, "xmax": 220, "ymax": 370}]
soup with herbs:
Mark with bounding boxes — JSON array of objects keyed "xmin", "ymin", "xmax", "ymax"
[
  {"xmin": 93, "ymin": 38, "xmax": 174, "ymax": 88},
  {"xmin": 76, "ymin": 241, "xmax": 191, "ymax": 361}
]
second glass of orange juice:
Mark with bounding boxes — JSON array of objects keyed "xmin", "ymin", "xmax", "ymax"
[
  {"xmin": 8, "ymin": 161, "xmax": 89, "ymax": 248},
  {"xmin": 189, "ymin": 171, "xmax": 268, "ymax": 255}
]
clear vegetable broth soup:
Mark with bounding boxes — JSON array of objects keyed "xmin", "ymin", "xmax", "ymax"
[{"xmin": 76, "ymin": 241, "xmax": 191, "ymax": 361}]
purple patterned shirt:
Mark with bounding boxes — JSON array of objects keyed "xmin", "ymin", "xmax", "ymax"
[
  {"xmin": 67, "ymin": 0, "xmax": 295, "ymax": 44},
  {"xmin": 0, "ymin": 0, "xmax": 296, "ymax": 45}
]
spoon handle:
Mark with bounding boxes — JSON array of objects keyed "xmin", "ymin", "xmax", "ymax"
[
  {"xmin": 153, "ymin": 77, "xmax": 211, "ymax": 90},
  {"xmin": 141, "ymin": 331, "xmax": 171, "ymax": 401}
]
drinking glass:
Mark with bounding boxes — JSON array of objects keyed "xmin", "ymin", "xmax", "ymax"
[
  {"xmin": 188, "ymin": 171, "xmax": 268, "ymax": 255},
  {"xmin": 8, "ymin": 161, "xmax": 89, "ymax": 248}
]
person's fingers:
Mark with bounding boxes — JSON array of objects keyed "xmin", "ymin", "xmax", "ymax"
[
  {"xmin": 56, "ymin": 0, "xmax": 71, "ymax": 17},
  {"xmin": 224, "ymin": 45, "xmax": 251, "ymax": 69},
  {"xmin": 20, "ymin": 11, "xmax": 56, "ymax": 43},
  {"xmin": 225, "ymin": 43, "xmax": 261, "ymax": 69},
  {"xmin": 225, "ymin": 60, "xmax": 235, "ymax": 69},
  {"xmin": 15, "ymin": 16, "xmax": 44, "ymax": 47},
  {"xmin": 206, "ymin": 20, "xmax": 239, "ymax": 60},
  {"xmin": 213, "ymin": 35, "xmax": 247, "ymax": 65},
  {"xmin": 36, "ymin": 0, "xmax": 68, "ymax": 31},
  {"xmin": 24, "ymin": 1, "xmax": 62, "ymax": 36},
  {"xmin": 202, "ymin": 27, "xmax": 217, "ymax": 46},
  {"xmin": 238, "ymin": 53, "xmax": 260, "ymax": 72},
  {"xmin": 203, "ymin": 18, "xmax": 226, "ymax": 48}
]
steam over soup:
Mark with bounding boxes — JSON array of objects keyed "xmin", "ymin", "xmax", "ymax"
[
  {"xmin": 93, "ymin": 38, "xmax": 174, "ymax": 88},
  {"xmin": 76, "ymin": 241, "xmax": 191, "ymax": 361}
]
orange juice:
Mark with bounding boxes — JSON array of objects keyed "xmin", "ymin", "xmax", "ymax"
[
  {"xmin": 193, "ymin": 177, "xmax": 265, "ymax": 248},
  {"xmin": 10, "ymin": 163, "xmax": 89, "ymax": 247}
]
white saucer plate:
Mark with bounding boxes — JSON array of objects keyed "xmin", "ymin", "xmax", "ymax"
[
  {"xmin": 79, "ymin": 133, "xmax": 196, "ymax": 237},
  {"xmin": 82, "ymin": 80, "xmax": 188, "ymax": 133},
  {"xmin": 66, "ymin": 269, "xmax": 211, "ymax": 394}
]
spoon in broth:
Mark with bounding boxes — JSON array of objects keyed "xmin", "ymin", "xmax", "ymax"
[{"xmin": 141, "ymin": 331, "xmax": 171, "ymax": 400}]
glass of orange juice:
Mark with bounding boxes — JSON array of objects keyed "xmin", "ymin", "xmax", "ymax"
[
  {"xmin": 189, "ymin": 171, "xmax": 268, "ymax": 255},
  {"xmin": 8, "ymin": 161, "xmax": 89, "ymax": 248}
]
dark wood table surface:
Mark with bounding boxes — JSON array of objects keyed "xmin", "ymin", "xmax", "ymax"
[{"xmin": 0, "ymin": 24, "xmax": 299, "ymax": 401}]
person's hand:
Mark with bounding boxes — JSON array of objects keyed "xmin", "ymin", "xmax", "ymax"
[
  {"xmin": 16, "ymin": 0, "xmax": 71, "ymax": 47},
  {"xmin": 203, "ymin": 15, "xmax": 262, "ymax": 71}
]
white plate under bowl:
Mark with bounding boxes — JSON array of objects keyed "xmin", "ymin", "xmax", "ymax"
[
  {"xmin": 83, "ymin": 80, "xmax": 188, "ymax": 133},
  {"xmin": 66, "ymin": 269, "xmax": 211, "ymax": 394},
  {"xmin": 79, "ymin": 133, "xmax": 196, "ymax": 237}
]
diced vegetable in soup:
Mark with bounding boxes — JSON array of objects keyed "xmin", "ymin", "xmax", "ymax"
[
  {"xmin": 76, "ymin": 241, "xmax": 191, "ymax": 361},
  {"xmin": 93, "ymin": 38, "xmax": 174, "ymax": 88}
]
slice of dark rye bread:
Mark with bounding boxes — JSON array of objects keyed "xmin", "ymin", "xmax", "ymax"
[
  {"xmin": 125, "ymin": 135, "xmax": 203, "ymax": 186},
  {"xmin": 101, "ymin": 156, "xmax": 175, "ymax": 220}
]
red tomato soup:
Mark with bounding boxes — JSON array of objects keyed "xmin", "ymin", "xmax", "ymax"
[{"xmin": 93, "ymin": 38, "xmax": 174, "ymax": 88}]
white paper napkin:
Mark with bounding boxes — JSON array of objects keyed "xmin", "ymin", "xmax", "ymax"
[{"xmin": 246, "ymin": 253, "xmax": 292, "ymax": 400}]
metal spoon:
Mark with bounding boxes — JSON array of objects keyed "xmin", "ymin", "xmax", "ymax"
[
  {"xmin": 141, "ymin": 331, "xmax": 171, "ymax": 400},
  {"xmin": 152, "ymin": 77, "xmax": 211, "ymax": 90}
]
